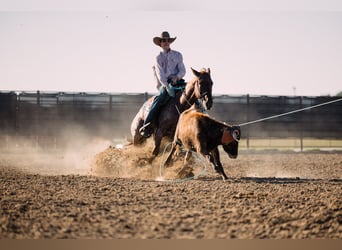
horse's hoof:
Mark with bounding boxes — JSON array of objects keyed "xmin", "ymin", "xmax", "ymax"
[
  {"xmin": 152, "ymin": 149, "xmax": 159, "ymax": 156},
  {"xmin": 221, "ymin": 174, "xmax": 228, "ymax": 181},
  {"xmin": 164, "ymin": 160, "xmax": 172, "ymax": 168}
]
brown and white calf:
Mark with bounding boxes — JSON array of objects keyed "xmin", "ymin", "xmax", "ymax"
[{"xmin": 164, "ymin": 108, "xmax": 241, "ymax": 180}]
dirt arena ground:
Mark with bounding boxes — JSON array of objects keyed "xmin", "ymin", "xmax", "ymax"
[{"xmin": 0, "ymin": 140, "xmax": 341, "ymax": 239}]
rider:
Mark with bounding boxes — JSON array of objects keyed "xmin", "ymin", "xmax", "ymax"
[{"xmin": 139, "ymin": 31, "xmax": 186, "ymax": 138}]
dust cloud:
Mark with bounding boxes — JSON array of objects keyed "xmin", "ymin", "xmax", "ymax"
[
  {"xmin": 1, "ymin": 130, "xmax": 341, "ymax": 181},
  {"xmin": 0, "ymin": 128, "xmax": 206, "ymax": 181},
  {"xmin": 0, "ymin": 135, "xmax": 111, "ymax": 176},
  {"xmin": 91, "ymin": 139, "xmax": 209, "ymax": 181}
]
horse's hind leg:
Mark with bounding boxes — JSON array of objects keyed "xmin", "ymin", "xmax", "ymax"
[{"xmin": 132, "ymin": 119, "xmax": 145, "ymax": 145}]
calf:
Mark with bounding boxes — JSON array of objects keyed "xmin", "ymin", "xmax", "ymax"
[{"xmin": 164, "ymin": 108, "xmax": 241, "ymax": 180}]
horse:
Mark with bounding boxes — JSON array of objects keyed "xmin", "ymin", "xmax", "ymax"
[{"xmin": 130, "ymin": 67, "xmax": 214, "ymax": 156}]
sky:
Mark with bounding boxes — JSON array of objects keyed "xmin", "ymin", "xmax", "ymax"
[{"xmin": 1, "ymin": 0, "xmax": 342, "ymax": 96}]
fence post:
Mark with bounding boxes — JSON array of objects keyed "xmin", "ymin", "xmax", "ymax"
[
  {"xmin": 109, "ymin": 95, "xmax": 112, "ymax": 112},
  {"xmin": 37, "ymin": 90, "xmax": 40, "ymax": 105},
  {"xmin": 246, "ymin": 94, "xmax": 250, "ymax": 150},
  {"xmin": 109, "ymin": 94, "xmax": 113, "ymax": 123},
  {"xmin": 15, "ymin": 92, "xmax": 19, "ymax": 146},
  {"xmin": 300, "ymin": 96, "xmax": 303, "ymax": 152}
]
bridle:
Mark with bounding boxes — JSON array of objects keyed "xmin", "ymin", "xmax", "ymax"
[{"xmin": 180, "ymin": 77, "xmax": 211, "ymax": 108}]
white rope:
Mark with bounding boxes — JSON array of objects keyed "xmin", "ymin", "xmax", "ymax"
[
  {"xmin": 238, "ymin": 98, "xmax": 342, "ymax": 127},
  {"xmin": 157, "ymin": 97, "xmax": 342, "ymax": 182}
]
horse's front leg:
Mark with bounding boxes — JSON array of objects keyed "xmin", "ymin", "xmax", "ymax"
[
  {"xmin": 164, "ymin": 142, "xmax": 177, "ymax": 166},
  {"xmin": 183, "ymin": 150, "xmax": 192, "ymax": 165},
  {"xmin": 152, "ymin": 128, "xmax": 164, "ymax": 156}
]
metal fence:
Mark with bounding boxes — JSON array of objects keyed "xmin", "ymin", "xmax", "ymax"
[{"xmin": 1, "ymin": 91, "xmax": 341, "ymax": 149}]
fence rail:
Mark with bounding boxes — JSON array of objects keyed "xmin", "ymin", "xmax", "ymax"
[{"xmin": 1, "ymin": 91, "xmax": 341, "ymax": 150}]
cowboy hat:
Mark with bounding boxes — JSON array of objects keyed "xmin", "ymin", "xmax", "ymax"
[{"xmin": 153, "ymin": 31, "xmax": 176, "ymax": 46}]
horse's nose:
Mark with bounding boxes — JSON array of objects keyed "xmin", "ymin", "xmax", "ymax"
[{"xmin": 204, "ymin": 95, "xmax": 212, "ymax": 109}]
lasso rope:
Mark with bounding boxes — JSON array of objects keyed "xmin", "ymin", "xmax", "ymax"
[
  {"xmin": 157, "ymin": 97, "xmax": 342, "ymax": 182},
  {"xmin": 238, "ymin": 98, "xmax": 342, "ymax": 127},
  {"xmin": 158, "ymin": 142, "xmax": 208, "ymax": 183}
]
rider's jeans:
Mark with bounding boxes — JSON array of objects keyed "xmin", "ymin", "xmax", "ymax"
[{"xmin": 143, "ymin": 86, "xmax": 171, "ymax": 126}]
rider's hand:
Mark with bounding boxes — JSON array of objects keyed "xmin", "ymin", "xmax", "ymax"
[
  {"xmin": 172, "ymin": 76, "xmax": 179, "ymax": 85},
  {"xmin": 166, "ymin": 84, "xmax": 175, "ymax": 97}
]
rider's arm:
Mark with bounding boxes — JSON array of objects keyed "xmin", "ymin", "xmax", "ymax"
[
  {"xmin": 176, "ymin": 52, "xmax": 186, "ymax": 81},
  {"xmin": 155, "ymin": 55, "xmax": 169, "ymax": 88}
]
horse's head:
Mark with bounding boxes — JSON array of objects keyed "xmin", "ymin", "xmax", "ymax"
[{"xmin": 191, "ymin": 67, "xmax": 213, "ymax": 110}]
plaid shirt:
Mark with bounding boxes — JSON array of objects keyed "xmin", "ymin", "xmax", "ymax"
[{"xmin": 154, "ymin": 49, "xmax": 186, "ymax": 89}]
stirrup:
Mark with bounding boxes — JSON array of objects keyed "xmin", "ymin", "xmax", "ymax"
[
  {"xmin": 139, "ymin": 122, "xmax": 152, "ymax": 138},
  {"xmin": 139, "ymin": 122, "xmax": 151, "ymax": 132}
]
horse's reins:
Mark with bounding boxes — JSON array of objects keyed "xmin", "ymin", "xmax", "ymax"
[{"xmin": 175, "ymin": 79, "xmax": 206, "ymax": 115}]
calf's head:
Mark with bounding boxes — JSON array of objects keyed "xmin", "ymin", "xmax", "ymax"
[{"xmin": 221, "ymin": 126, "xmax": 241, "ymax": 159}]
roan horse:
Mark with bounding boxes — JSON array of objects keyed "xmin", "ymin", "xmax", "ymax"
[{"xmin": 130, "ymin": 68, "xmax": 214, "ymax": 156}]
